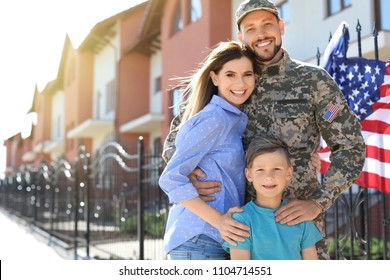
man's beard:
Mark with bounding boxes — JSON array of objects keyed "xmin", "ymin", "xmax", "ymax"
[{"xmin": 252, "ymin": 42, "xmax": 282, "ymax": 64}]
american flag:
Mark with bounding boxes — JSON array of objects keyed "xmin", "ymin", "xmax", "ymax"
[{"xmin": 319, "ymin": 22, "xmax": 390, "ymax": 194}]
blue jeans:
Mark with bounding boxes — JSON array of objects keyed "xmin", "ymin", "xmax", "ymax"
[{"xmin": 168, "ymin": 234, "xmax": 228, "ymax": 260}]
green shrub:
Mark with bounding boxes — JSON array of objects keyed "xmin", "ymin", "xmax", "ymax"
[{"xmin": 329, "ymin": 237, "xmax": 390, "ymax": 260}]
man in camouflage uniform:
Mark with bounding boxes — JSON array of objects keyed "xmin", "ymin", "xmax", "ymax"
[{"xmin": 162, "ymin": 0, "xmax": 366, "ymax": 260}]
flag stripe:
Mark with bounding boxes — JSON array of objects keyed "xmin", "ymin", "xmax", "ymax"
[
  {"xmin": 355, "ymin": 171, "xmax": 390, "ymax": 194},
  {"xmin": 365, "ymin": 104, "xmax": 390, "ymax": 121},
  {"xmin": 362, "ymin": 131, "xmax": 390, "ymax": 150},
  {"xmin": 320, "ymin": 157, "xmax": 390, "ymax": 193},
  {"xmin": 361, "ymin": 120, "xmax": 390, "ymax": 135},
  {"xmin": 320, "ymin": 131, "xmax": 390, "ymax": 153},
  {"xmin": 365, "ymin": 145, "xmax": 390, "ymax": 163},
  {"xmin": 361, "ymin": 157, "xmax": 390, "ymax": 178},
  {"xmin": 320, "ymin": 147, "xmax": 390, "ymax": 177}
]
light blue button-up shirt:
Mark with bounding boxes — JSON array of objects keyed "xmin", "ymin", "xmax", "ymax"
[{"xmin": 159, "ymin": 95, "xmax": 247, "ymax": 253}]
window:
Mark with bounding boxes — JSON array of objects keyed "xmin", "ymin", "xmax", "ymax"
[
  {"xmin": 327, "ymin": 0, "xmax": 352, "ymax": 16},
  {"xmin": 96, "ymin": 91, "xmax": 102, "ymax": 118},
  {"xmin": 54, "ymin": 115, "xmax": 62, "ymax": 140},
  {"xmin": 105, "ymin": 79, "xmax": 116, "ymax": 114},
  {"xmin": 277, "ymin": 1, "xmax": 290, "ymax": 24},
  {"xmin": 172, "ymin": 1, "xmax": 183, "ymax": 35},
  {"xmin": 154, "ymin": 76, "xmax": 161, "ymax": 94},
  {"xmin": 189, "ymin": 0, "xmax": 202, "ymax": 23},
  {"xmin": 153, "ymin": 137, "xmax": 162, "ymax": 155},
  {"xmin": 379, "ymin": 0, "xmax": 390, "ymax": 30},
  {"xmin": 172, "ymin": 89, "xmax": 183, "ymax": 117}
]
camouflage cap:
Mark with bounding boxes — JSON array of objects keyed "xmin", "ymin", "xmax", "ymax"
[{"xmin": 236, "ymin": 0, "xmax": 279, "ymax": 28}]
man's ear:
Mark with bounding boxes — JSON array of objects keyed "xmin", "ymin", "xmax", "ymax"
[
  {"xmin": 279, "ymin": 19, "xmax": 285, "ymax": 36},
  {"xmin": 286, "ymin": 166, "xmax": 293, "ymax": 181},
  {"xmin": 237, "ymin": 31, "xmax": 243, "ymax": 43}
]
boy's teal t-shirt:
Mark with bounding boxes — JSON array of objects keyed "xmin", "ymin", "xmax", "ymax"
[{"xmin": 222, "ymin": 200, "xmax": 323, "ymax": 260}]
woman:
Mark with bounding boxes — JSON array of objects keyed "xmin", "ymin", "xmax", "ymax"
[{"xmin": 159, "ymin": 41, "xmax": 257, "ymax": 260}]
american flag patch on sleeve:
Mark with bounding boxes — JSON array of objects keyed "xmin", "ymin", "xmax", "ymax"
[{"xmin": 323, "ymin": 105, "xmax": 340, "ymax": 123}]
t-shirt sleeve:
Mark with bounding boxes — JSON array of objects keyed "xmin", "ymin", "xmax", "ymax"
[
  {"xmin": 301, "ymin": 221, "xmax": 323, "ymax": 249},
  {"xmin": 222, "ymin": 212, "xmax": 251, "ymax": 252}
]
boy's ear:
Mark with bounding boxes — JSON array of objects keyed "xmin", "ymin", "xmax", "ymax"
[{"xmin": 245, "ymin": 167, "xmax": 252, "ymax": 182}]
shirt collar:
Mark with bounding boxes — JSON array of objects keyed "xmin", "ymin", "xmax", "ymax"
[
  {"xmin": 258, "ymin": 49, "xmax": 291, "ymax": 77},
  {"xmin": 210, "ymin": 95, "xmax": 243, "ymax": 115}
]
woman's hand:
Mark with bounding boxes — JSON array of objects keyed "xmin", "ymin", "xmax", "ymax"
[{"xmin": 214, "ymin": 207, "xmax": 250, "ymax": 246}]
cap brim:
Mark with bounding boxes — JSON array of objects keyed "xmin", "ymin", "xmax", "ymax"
[{"xmin": 236, "ymin": 8, "xmax": 279, "ymax": 27}]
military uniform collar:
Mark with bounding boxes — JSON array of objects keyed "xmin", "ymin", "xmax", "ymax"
[{"xmin": 258, "ymin": 49, "xmax": 291, "ymax": 76}]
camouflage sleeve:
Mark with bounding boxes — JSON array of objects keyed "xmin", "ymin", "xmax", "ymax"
[
  {"xmin": 162, "ymin": 112, "xmax": 182, "ymax": 163},
  {"xmin": 311, "ymin": 70, "xmax": 366, "ymax": 212}
]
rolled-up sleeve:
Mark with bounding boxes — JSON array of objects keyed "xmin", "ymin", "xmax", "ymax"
[{"xmin": 159, "ymin": 110, "xmax": 226, "ymax": 204}]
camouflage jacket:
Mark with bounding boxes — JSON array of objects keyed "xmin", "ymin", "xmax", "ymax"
[{"xmin": 162, "ymin": 49, "xmax": 366, "ymax": 212}]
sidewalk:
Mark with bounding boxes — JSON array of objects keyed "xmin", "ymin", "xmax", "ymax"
[{"xmin": 0, "ymin": 209, "xmax": 73, "ymax": 260}]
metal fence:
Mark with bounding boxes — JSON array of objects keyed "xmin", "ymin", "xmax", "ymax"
[
  {"xmin": 1, "ymin": 135, "xmax": 389, "ymax": 260},
  {"xmin": 0, "ymin": 137, "xmax": 169, "ymax": 260}
]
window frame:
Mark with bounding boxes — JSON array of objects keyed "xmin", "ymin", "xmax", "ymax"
[
  {"xmin": 327, "ymin": 0, "xmax": 352, "ymax": 17},
  {"xmin": 375, "ymin": 0, "xmax": 390, "ymax": 31},
  {"xmin": 277, "ymin": 1, "xmax": 290, "ymax": 24},
  {"xmin": 172, "ymin": 0, "xmax": 183, "ymax": 35},
  {"xmin": 189, "ymin": 0, "xmax": 202, "ymax": 24}
]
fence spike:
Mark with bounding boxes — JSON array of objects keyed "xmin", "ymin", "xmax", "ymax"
[
  {"xmin": 356, "ymin": 19, "xmax": 362, "ymax": 57},
  {"xmin": 373, "ymin": 22, "xmax": 379, "ymax": 60},
  {"xmin": 342, "ymin": 24, "xmax": 347, "ymax": 58},
  {"xmin": 356, "ymin": 19, "xmax": 362, "ymax": 32},
  {"xmin": 316, "ymin": 47, "xmax": 321, "ymax": 66}
]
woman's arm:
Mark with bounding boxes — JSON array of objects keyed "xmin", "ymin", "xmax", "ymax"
[{"xmin": 181, "ymin": 197, "xmax": 250, "ymax": 246}]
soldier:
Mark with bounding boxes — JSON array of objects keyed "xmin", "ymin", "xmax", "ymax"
[{"xmin": 162, "ymin": 0, "xmax": 366, "ymax": 260}]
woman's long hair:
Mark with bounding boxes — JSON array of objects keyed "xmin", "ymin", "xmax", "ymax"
[{"xmin": 178, "ymin": 41, "xmax": 258, "ymax": 125}]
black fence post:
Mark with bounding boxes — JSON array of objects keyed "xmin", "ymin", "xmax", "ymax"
[
  {"xmin": 73, "ymin": 156, "xmax": 80, "ymax": 260},
  {"xmin": 316, "ymin": 47, "xmax": 321, "ymax": 66},
  {"xmin": 342, "ymin": 24, "xmax": 348, "ymax": 58},
  {"xmin": 137, "ymin": 136, "xmax": 145, "ymax": 260},
  {"xmin": 354, "ymin": 19, "xmax": 371, "ymax": 260},
  {"xmin": 356, "ymin": 20, "xmax": 362, "ymax": 57},
  {"xmin": 383, "ymin": 197, "xmax": 388, "ymax": 260},
  {"xmin": 85, "ymin": 151, "xmax": 91, "ymax": 259},
  {"xmin": 373, "ymin": 23, "xmax": 379, "ymax": 60}
]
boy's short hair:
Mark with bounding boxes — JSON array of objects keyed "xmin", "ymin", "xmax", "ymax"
[{"xmin": 245, "ymin": 134, "xmax": 291, "ymax": 167}]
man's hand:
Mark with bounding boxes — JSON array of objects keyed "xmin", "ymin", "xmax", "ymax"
[
  {"xmin": 189, "ymin": 168, "xmax": 221, "ymax": 202},
  {"xmin": 274, "ymin": 200, "xmax": 322, "ymax": 226},
  {"xmin": 214, "ymin": 207, "xmax": 250, "ymax": 246}
]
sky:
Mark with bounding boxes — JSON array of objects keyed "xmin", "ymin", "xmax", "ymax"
[{"xmin": 0, "ymin": 0, "xmax": 147, "ymax": 176}]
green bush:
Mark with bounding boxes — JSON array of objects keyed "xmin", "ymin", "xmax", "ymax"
[
  {"xmin": 329, "ymin": 237, "xmax": 390, "ymax": 260},
  {"xmin": 117, "ymin": 211, "xmax": 167, "ymax": 238}
]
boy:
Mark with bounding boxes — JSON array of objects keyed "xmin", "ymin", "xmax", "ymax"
[{"xmin": 223, "ymin": 135, "xmax": 322, "ymax": 260}]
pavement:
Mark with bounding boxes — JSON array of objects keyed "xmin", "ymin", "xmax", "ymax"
[{"xmin": 0, "ymin": 208, "xmax": 73, "ymax": 261}]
